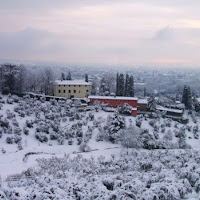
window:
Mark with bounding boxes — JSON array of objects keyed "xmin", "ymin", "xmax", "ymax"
[
  {"xmin": 69, "ymin": 85, "xmax": 71, "ymax": 87},
  {"xmin": 74, "ymin": 85, "xmax": 76, "ymax": 87},
  {"xmin": 85, "ymin": 85, "xmax": 87, "ymax": 87},
  {"xmin": 79, "ymin": 91, "xmax": 80, "ymax": 93},
  {"xmin": 58, "ymin": 90, "xmax": 61, "ymax": 93},
  {"xmin": 69, "ymin": 90, "xmax": 71, "ymax": 93},
  {"xmin": 63, "ymin": 90, "xmax": 66, "ymax": 93},
  {"xmin": 74, "ymin": 90, "xmax": 76, "ymax": 93},
  {"xmin": 79, "ymin": 85, "xmax": 81, "ymax": 87},
  {"xmin": 86, "ymin": 90, "xmax": 89, "ymax": 92},
  {"xmin": 59, "ymin": 85, "xmax": 61, "ymax": 87}
]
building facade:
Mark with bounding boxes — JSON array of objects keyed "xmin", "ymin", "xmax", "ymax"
[
  {"xmin": 53, "ymin": 80, "xmax": 91, "ymax": 99},
  {"xmin": 89, "ymin": 95, "xmax": 138, "ymax": 116}
]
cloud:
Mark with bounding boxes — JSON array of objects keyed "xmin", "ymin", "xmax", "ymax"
[
  {"xmin": 0, "ymin": 1, "xmax": 200, "ymax": 65},
  {"xmin": 153, "ymin": 27, "xmax": 174, "ymax": 41}
]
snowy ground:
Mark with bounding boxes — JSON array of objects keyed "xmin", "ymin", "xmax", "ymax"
[{"xmin": 0, "ymin": 95, "xmax": 200, "ymax": 199}]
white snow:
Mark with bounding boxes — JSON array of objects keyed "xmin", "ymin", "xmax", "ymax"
[
  {"xmin": 156, "ymin": 105, "xmax": 183, "ymax": 114},
  {"xmin": 55, "ymin": 80, "xmax": 91, "ymax": 86},
  {"xmin": 1, "ymin": 94, "xmax": 200, "ymax": 199},
  {"xmin": 138, "ymin": 99, "xmax": 148, "ymax": 104},
  {"xmin": 89, "ymin": 95, "xmax": 138, "ymax": 100}
]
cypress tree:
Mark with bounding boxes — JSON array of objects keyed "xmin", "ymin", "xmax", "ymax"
[
  {"xmin": 182, "ymin": 85, "xmax": 192, "ymax": 109},
  {"xmin": 118, "ymin": 73, "xmax": 124, "ymax": 96},
  {"xmin": 187, "ymin": 86, "xmax": 192, "ymax": 109},
  {"xmin": 91, "ymin": 80, "xmax": 97, "ymax": 95},
  {"xmin": 124, "ymin": 74, "xmax": 129, "ymax": 96},
  {"xmin": 116, "ymin": 73, "xmax": 119, "ymax": 96},
  {"xmin": 66, "ymin": 71, "xmax": 72, "ymax": 80},
  {"xmin": 61, "ymin": 73, "xmax": 65, "ymax": 80},
  {"xmin": 129, "ymin": 75, "xmax": 134, "ymax": 97},
  {"xmin": 85, "ymin": 74, "xmax": 88, "ymax": 82}
]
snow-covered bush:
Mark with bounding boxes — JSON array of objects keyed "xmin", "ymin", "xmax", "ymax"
[
  {"xmin": 17, "ymin": 142, "xmax": 23, "ymax": 150},
  {"xmin": 14, "ymin": 135, "xmax": 22, "ymax": 144},
  {"xmin": 25, "ymin": 120, "xmax": 34, "ymax": 128},
  {"xmin": 96, "ymin": 131, "xmax": 104, "ymax": 142},
  {"xmin": 35, "ymin": 132, "xmax": 48, "ymax": 143},
  {"xmin": 117, "ymin": 103, "xmax": 132, "ymax": 115},
  {"xmin": 79, "ymin": 143, "xmax": 91, "ymax": 152},
  {"xmin": 57, "ymin": 135, "xmax": 64, "ymax": 145},
  {"xmin": 49, "ymin": 131, "xmax": 58, "ymax": 140},
  {"xmin": 193, "ymin": 125, "xmax": 199, "ymax": 134},
  {"xmin": 163, "ymin": 130, "xmax": 173, "ymax": 141},
  {"xmin": 105, "ymin": 111, "xmax": 126, "ymax": 143},
  {"xmin": 12, "ymin": 119, "xmax": 19, "ymax": 127},
  {"xmin": 68, "ymin": 138, "xmax": 73, "ymax": 145},
  {"xmin": 88, "ymin": 112, "xmax": 94, "ymax": 121},
  {"xmin": 23, "ymin": 127, "xmax": 29, "ymax": 135},
  {"xmin": 6, "ymin": 137, "xmax": 14, "ymax": 144},
  {"xmin": 136, "ymin": 118, "xmax": 142, "ymax": 127},
  {"xmin": 77, "ymin": 137, "xmax": 82, "ymax": 145},
  {"xmin": 178, "ymin": 138, "xmax": 191, "ymax": 149},
  {"xmin": 175, "ymin": 127, "xmax": 186, "ymax": 138},
  {"xmin": 14, "ymin": 127, "xmax": 22, "ymax": 135},
  {"xmin": 121, "ymin": 126, "xmax": 142, "ymax": 148},
  {"xmin": 6, "ymin": 110, "xmax": 15, "ymax": 119},
  {"xmin": 0, "ymin": 119, "xmax": 9, "ymax": 128},
  {"xmin": 164, "ymin": 118, "xmax": 172, "ymax": 127},
  {"xmin": 149, "ymin": 120, "xmax": 156, "ymax": 127}
]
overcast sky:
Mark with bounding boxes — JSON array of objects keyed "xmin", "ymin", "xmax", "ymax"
[{"xmin": 0, "ymin": 0, "xmax": 200, "ymax": 66}]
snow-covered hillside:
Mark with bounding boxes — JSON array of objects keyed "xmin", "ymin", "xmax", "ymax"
[{"xmin": 0, "ymin": 94, "xmax": 200, "ymax": 199}]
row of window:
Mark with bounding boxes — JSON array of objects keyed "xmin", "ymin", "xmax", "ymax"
[
  {"xmin": 58, "ymin": 89, "xmax": 89, "ymax": 94},
  {"xmin": 58, "ymin": 85, "xmax": 88, "ymax": 87}
]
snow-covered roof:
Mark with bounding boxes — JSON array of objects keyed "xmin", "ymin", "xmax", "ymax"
[
  {"xmin": 156, "ymin": 105, "xmax": 183, "ymax": 114},
  {"xmin": 88, "ymin": 95, "xmax": 138, "ymax": 101},
  {"xmin": 131, "ymin": 107, "xmax": 137, "ymax": 111},
  {"xmin": 138, "ymin": 99, "xmax": 148, "ymax": 104},
  {"xmin": 54, "ymin": 80, "xmax": 91, "ymax": 86}
]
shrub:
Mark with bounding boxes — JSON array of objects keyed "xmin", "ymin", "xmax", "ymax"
[
  {"xmin": 6, "ymin": 137, "xmax": 14, "ymax": 144},
  {"xmin": 35, "ymin": 132, "xmax": 48, "ymax": 143},
  {"xmin": 79, "ymin": 143, "xmax": 91, "ymax": 152}
]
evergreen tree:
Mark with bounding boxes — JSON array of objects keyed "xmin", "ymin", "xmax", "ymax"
[
  {"xmin": 99, "ymin": 77, "xmax": 109, "ymax": 95},
  {"xmin": 187, "ymin": 86, "xmax": 192, "ymax": 110},
  {"xmin": 91, "ymin": 80, "xmax": 97, "ymax": 95},
  {"xmin": 118, "ymin": 73, "xmax": 124, "ymax": 96},
  {"xmin": 148, "ymin": 93, "xmax": 156, "ymax": 111},
  {"xmin": 1, "ymin": 64, "xmax": 19, "ymax": 94},
  {"xmin": 182, "ymin": 85, "xmax": 192, "ymax": 109},
  {"xmin": 116, "ymin": 72, "xmax": 119, "ymax": 96},
  {"xmin": 66, "ymin": 71, "xmax": 72, "ymax": 80},
  {"xmin": 124, "ymin": 74, "xmax": 129, "ymax": 96},
  {"xmin": 128, "ymin": 75, "xmax": 134, "ymax": 97},
  {"xmin": 85, "ymin": 74, "xmax": 88, "ymax": 82},
  {"xmin": 61, "ymin": 73, "xmax": 65, "ymax": 80}
]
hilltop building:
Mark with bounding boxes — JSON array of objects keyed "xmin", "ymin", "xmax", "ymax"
[{"xmin": 53, "ymin": 80, "xmax": 91, "ymax": 99}]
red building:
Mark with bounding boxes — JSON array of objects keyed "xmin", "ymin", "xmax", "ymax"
[
  {"xmin": 88, "ymin": 96, "xmax": 138, "ymax": 116},
  {"xmin": 131, "ymin": 108, "xmax": 137, "ymax": 117}
]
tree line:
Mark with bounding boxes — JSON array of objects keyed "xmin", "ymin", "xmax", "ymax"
[
  {"xmin": 0, "ymin": 64, "xmax": 54, "ymax": 95},
  {"xmin": 116, "ymin": 73, "xmax": 134, "ymax": 97}
]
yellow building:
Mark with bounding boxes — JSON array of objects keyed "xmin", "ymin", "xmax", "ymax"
[{"xmin": 53, "ymin": 80, "xmax": 91, "ymax": 98}]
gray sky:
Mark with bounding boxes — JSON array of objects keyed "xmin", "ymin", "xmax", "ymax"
[{"xmin": 0, "ymin": 0, "xmax": 200, "ymax": 66}]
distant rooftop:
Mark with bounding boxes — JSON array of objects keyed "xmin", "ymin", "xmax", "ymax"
[
  {"xmin": 88, "ymin": 95, "xmax": 138, "ymax": 101},
  {"xmin": 138, "ymin": 99, "xmax": 148, "ymax": 104},
  {"xmin": 55, "ymin": 80, "xmax": 91, "ymax": 86},
  {"xmin": 156, "ymin": 105, "xmax": 183, "ymax": 114}
]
